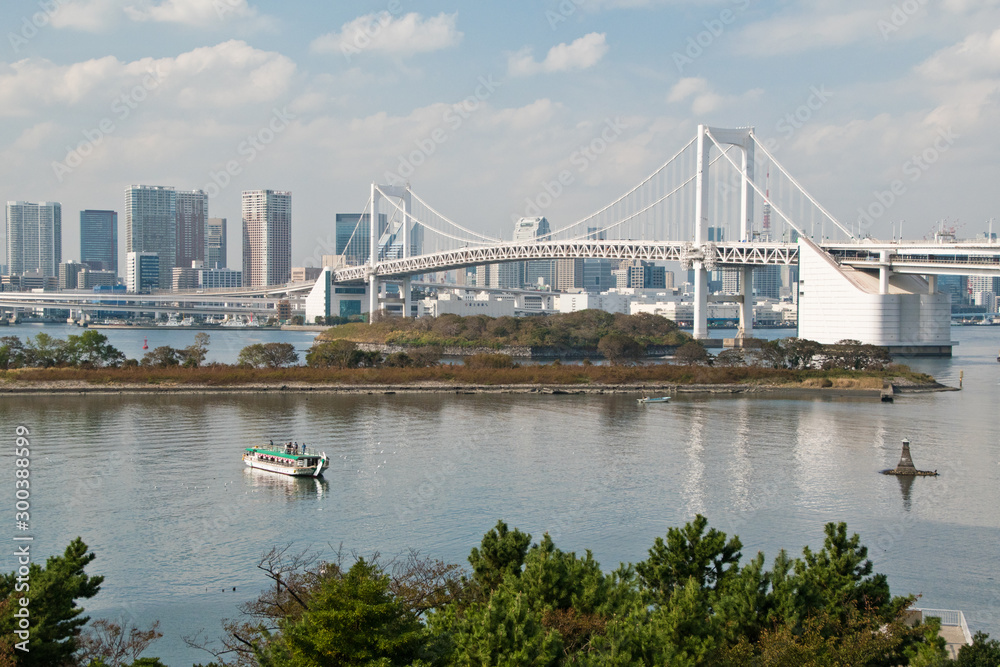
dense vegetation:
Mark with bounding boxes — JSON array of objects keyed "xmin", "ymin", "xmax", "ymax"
[
  {"xmin": 0, "ymin": 317, "xmax": 935, "ymax": 388},
  {"xmin": 314, "ymin": 311, "xmax": 692, "ymax": 350},
  {"xmin": 6, "ymin": 522, "xmax": 998, "ymax": 666}
]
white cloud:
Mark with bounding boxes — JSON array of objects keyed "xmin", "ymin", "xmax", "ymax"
[
  {"xmin": 49, "ymin": 0, "xmax": 120, "ymax": 31},
  {"xmin": 666, "ymin": 77, "xmax": 760, "ymax": 115},
  {"xmin": 310, "ymin": 12, "xmax": 462, "ymax": 58},
  {"xmin": 508, "ymin": 33, "xmax": 609, "ymax": 77},
  {"xmin": 733, "ymin": 7, "xmax": 882, "ymax": 56},
  {"xmin": 123, "ymin": 0, "xmax": 258, "ymax": 25}
]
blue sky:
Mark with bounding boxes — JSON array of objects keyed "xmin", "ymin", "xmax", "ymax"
[{"xmin": 2, "ymin": 0, "xmax": 999, "ymax": 268}]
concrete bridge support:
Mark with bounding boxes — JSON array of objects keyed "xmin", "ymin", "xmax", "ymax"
[{"xmin": 738, "ymin": 266, "xmax": 754, "ymax": 339}]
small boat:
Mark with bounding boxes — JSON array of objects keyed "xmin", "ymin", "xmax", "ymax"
[
  {"xmin": 637, "ymin": 396, "xmax": 671, "ymax": 404},
  {"xmin": 243, "ymin": 443, "xmax": 329, "ymax": 477}
]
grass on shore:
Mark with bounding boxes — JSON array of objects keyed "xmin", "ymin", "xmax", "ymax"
[{"xmin": 0, "ymin": 363, "xmax": 936, "ymax": 388}]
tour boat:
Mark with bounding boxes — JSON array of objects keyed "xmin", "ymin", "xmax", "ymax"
[
  {"xmin": 243, "ymin": 444, "xmax": 329, "ymax": 477},
  {"xmin": 637, "ymin": 396, "xmax": 671, "ymax": 404}
]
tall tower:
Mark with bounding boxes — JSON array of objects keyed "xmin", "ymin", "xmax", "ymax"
[
  {"xmin": 205, "ymin": 217, "xmax": 227, "ymax": 269},
  {"xmin": 761, "ymin": 169, "xmax": 772, "ymax": 242},
  {"xmin": 242, "ymin": 190, "xmax": 291, "ymax": 287},
  {"xmin": 80, "ymin": 210, "xmax": 118, "ymax": 274},
  {"xmin": 176, "ymin": 190, "xmax": 208, "ymax": 269},
  {"xmin": 6, "ymin": 201, "xmax": 62, "ymax": 277},
  {"xmin": 125, "ymin": 185, "xmax": 176, "ymax": 289}
]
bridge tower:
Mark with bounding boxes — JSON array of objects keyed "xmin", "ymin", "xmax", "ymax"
[
  {"xmin": 693, "ymin": 125, "xmax": 755, "ymax": 340},
  {"xmin": 369, "ymin": 184, "xmax": 413, "ymax": 318}
]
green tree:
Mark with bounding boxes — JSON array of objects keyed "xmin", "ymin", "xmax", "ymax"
[
  {"xmin": 66, "ymin": 330, "xmax": 125, "ymax": 368},
  {"xmin": 467, "ymin": 520, "xmax": 532, "ymax": 594},
  {"xmin": 0, "ymin": 537, "xmax": 104, "ymax": 667},
  {"xmin": 635, "ymin": 514, "xmax": 743, "ymax": 602},
  {"xmin": 140, "ymin": 346, "xmax": 180, "ymax": 368},
  {"xmin": 956, "ymin": 631, "xmax": 1000, "ymax": 666},
  {"xmin": 180, "ymin": 332, "xmax": 210, "ymax": 368},
  {"xmin": 256, "ymin": 559, "xmax": 425, "ymax": 667},
  {"xmin": 0, "ymin": 336, "xmax": 28, "ymax": 369},
  {"xmin": 673, "ymin": 340, "xmax": 710, "ymax": 365},
  {"xmin": 597, "ymin": 333, "xmax": 643, "ymax": 365},
  {"xmin": 259, "ymin": 342, "xmax": 299, "ymax": 368},
  {"xmin": 306, "ymin": 339, "xmax": 361, "ymax": 368},
  {"xmin": 25, "ymin": 332, "xmax": 70, "ymax": 367}
]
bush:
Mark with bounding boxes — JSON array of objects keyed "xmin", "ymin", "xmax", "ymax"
[{"xmin": 464, "ymin": 353, "xmax": 516, "ymax": 369}]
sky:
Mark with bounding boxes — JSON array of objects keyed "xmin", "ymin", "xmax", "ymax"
[{"xmin": 2, "ymin": 0, "xmax": 999, "ymax": 270}]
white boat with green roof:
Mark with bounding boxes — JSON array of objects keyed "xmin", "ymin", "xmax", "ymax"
[{"xmin": 243, "ymin": 442, "xmax": 329, "ymax": 477}]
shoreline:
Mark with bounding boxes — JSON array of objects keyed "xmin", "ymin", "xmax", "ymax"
[{"xmin": 0, "ymin": 380, "xmax": 956, "ymax": 396}]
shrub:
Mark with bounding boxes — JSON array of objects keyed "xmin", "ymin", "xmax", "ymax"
[{"xmin": 465, "ymin": 353, "xmax": 516, "ymax": 369}]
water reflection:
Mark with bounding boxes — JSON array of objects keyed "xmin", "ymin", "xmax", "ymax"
[
  {"xmin": 243, "ymin": 468, "xmax": 329, "ymax": 498},
  {"xmin": 896, "ymin": 475, "xmax": 915, "ymax": 512}
]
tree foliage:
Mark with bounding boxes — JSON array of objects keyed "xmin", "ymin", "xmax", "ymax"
[
  {"xmin": 0, "ymin": 537, "xmax": 104, "ymax": 667},
  {"xmin": 237, "ymin": 343, "xmax": 299, "ymax": 369}
]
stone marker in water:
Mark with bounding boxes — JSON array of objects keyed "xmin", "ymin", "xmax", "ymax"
[{"xmin": 881, "ymin": 438, "xmax": 938, "ymax": 476}]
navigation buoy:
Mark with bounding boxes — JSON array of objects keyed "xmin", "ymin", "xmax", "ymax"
[{"xmin": 143, "ymin": 336, "xmax": 148, "ymax": 350}]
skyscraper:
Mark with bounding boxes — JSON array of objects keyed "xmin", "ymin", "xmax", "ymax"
[
  {"xmin": 205, "ymin": 217, "xmax": 227, "ymax": 268},
  {"xmin": 514, "ymin": 217, "xmax": 554, "ymax": 288},
  {"xmin": 6, "ymin": 201, "xmax": 61, "ymax": 277},
  {"xmin": 125, "ymin": 185, "xmax": 176, "ymax": 288},
  {"xmin": 176, "ymin": 190, "xmax": 208, "ymax": 269},
  {"xmin": 242, "ymin": 190, "xmax": 291, "ymax": 287},
  {"xmin": 80, "ymin": 209, "xmax": 117, "ymax": 274},
  {"xmin": 335, "ymin": 213, "xmax": 387, "ymax": 266}
]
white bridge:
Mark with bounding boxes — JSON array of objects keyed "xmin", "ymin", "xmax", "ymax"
[{"xmin": 318, "ymin": 125, "xmax": 1000, "ymax": 353}]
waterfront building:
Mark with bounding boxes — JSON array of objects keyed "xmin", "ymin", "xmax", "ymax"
[
  {"xmin": 6, "ymin": 201, "xmax": 62, "ymax": 277},
  {"xmin": 176, "ymin": 190, "xmax": 208, "ymax": 270},
  {"xmin": 80, "ymin": 209, "xmax": 118, "ymax": 274},
  {"xmin": 614, "ymin": 259, "xmax": 667, "ymax": 289},
  {"xmin": 126, "ymin": 251, "xmax": 159, "ymax": 294},
  {"xmin": 242, "ymin": 190, "xmax": 291, "ymax": 288},
  {"xmin": 125, "ymin": 185, "xmax": 176, "ymax": 289},
  {"xmin": 753, "ymin": 265, "xmax": 782, "ymax": 299},
  {"xmin": 171, "ymin": 265, "xmax": 200, "ymax": 291},
  {"xmin": 205, "ymin": 217, "xmax": 227, "ymax": 268}
]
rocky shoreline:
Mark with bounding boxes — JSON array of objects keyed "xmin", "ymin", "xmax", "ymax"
[{"xmin": 0, "ymin": 380, "xmax": 955, "ymax": 396}]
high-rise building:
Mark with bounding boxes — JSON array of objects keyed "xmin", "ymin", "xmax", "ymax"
[
  {"xmin": 176, "ymin": 190, "xmax": 207, "ymax": 270},
  {"xmin": 753, "ymin": 265, "xmax": 782, "ymax": 299},
  {"xmin": 126, "ymin": 251, "xmax": 159, "ymax": 293},
  {"xmin": 555, "ymin": 258, "xmax": 584, "ymax": 291},
  {"xmin": 242, "ymin": 190, "xmax": 291, "ymax": 287},
  {"xmin": 335, "ymin": 213, "xmax": 387, "ymax": 266},
  {"xmin": 583, "ymin": 258, "xmax": 613, "ymax": 292},
  {"xmin": 205, "ymin": 217, "xmax": 227, "ymax": 269},
  {"xmin": 125, "ymin": 185, "xmax": 176, "ymax": 288},
  {"xmin": 514, "ymin": 217, "xmax": 554, "ymax": 288},
  {"xmin": 614, "ymin": 259, "xmax": 667, "ymax": 289},
  {"xmin": 58, "ymin": 260, "xmax": 85, "ymax": 289},
  {"xmin": 80, "ymin": 210, "xmax": 117, "ymax": 274},
  {"xmin": 6, "ymin": 201, "xmax": 61, "ymax": 277}
]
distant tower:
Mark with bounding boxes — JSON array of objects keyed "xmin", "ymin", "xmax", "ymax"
[
  {"xmin": 176, "ymin": 190, "xmax": 208, "ymax": 269},
  {"xmin": 242, "ymin": 190, "xmax": 291, "ymax": 287},
  {"xmin": 6, "ymin": 201, "xmax": 62, "ymax": 277},
  {"xmin": 205, "ymin": 217, "xmax": 227, "ymax": 269}
]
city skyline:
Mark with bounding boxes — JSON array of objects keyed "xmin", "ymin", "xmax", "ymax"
[{"xmin": 1, "ymin": 2, "xmax": 999, "ymax": 271}]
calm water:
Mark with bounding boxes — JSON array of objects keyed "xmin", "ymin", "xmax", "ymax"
[{"xmin": 1, "ymin": 327, "xmax": 999, "ymax": 666}]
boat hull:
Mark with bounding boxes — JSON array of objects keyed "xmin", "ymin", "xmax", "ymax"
[{"xmin": 243, "ymin": 449, "xmax": 329, "ymax": 477}]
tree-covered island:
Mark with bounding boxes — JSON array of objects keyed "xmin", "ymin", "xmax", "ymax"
[{"xmin": 0, "ymin": 311, "xmax": 940, "ymax": 392}]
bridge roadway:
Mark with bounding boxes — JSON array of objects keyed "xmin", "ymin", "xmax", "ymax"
[
  {"xmin": 333, "ymin": 239, "xmax": 1000, "ymax": 283},
  {"xmin": 0, "ymin": 282, "xmax": 316, "ymax": 315}
]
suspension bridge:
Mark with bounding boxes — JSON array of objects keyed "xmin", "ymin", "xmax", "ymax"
[{"xmin": 321, "ymin": 125, "xmax": 1000, "ymax": 353}]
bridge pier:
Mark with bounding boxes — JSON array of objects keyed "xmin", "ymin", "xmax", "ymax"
[
  {"xmin": 693, "ymin": 263, "xmax": 708, "ymax": 339},
  {"xmin": 738, "ymin": 266, "xmax": 754, "ymax": 340}
]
